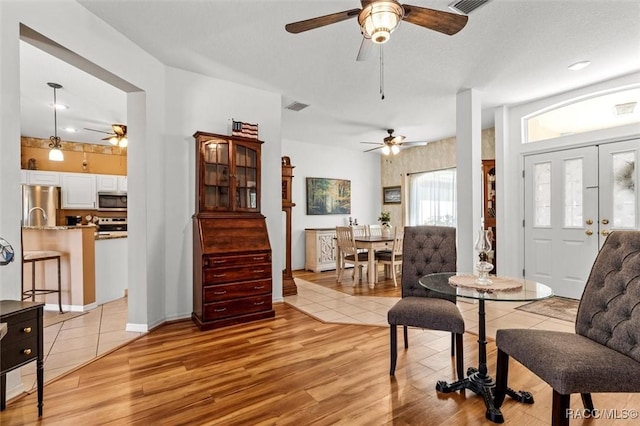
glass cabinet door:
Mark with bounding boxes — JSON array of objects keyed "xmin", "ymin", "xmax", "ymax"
[
  {"xmin": 202, "ymin": 138, "xmax": 230, "ymax": 210},
  {"xmin": 234, "ymin": 142, "xmax": 259, "ymax": 211}
]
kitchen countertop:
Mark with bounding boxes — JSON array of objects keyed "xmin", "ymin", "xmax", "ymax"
[
  {"xmin": 95, "ymin": 233, "xmax": 127, "ymax": 240},
  {"xmin": 22, "ymin": 225, "xmax": 97, "ymax": 230}
]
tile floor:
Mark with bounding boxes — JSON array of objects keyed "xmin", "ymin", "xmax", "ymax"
[
  {"xmin": 285, "ymin": 279, "xmax": 576, "ymax": 339},
  {"xmin": 20, "ymin": 297, "xmax": 144, "ymax": 391}
]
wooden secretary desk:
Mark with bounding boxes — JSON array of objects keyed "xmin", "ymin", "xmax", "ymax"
[{"xmin": 191, "ymin": 131, "xmax": 274, "ymax": 330}]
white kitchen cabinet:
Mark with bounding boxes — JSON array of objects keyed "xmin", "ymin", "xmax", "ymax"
[
  {"xmin": 95, "ymin": 236, "xmax": 128, "ymax": 305},
  {"xmin": 96, "ymin": 174, "xmax": 127, "ymax": 193},
  {"xmin": 27, "ymin": 170, "xmax": 61, "ymax": 186},
  {"xmin": 96, "ymin": 174, "xmax": 119, "ymax": 192},
  {"xmin": 61, "ymin": 173, "xmax": 97, "ymax": 209},
  {"xmin": 305, "ymin": 228, "xmax": 337, "ymax": 272},
  {"xmin": 117, "ymin": 176, "xmax": 127, "ymax": 192}
]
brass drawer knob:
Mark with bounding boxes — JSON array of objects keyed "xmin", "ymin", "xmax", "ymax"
[
  {"xmin": 23, "ymin": 326, "xmax": 32, "ymax": 334},
  {"xmin": 23, "ymin": 348, "xmax": 32, "ymax": 355},
  {"xmin": 585, "ymin": 229, "xmax": 593, "ymax": 236}
]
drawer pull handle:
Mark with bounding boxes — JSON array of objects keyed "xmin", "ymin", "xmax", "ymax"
[
  {"xmin": 214, "ymin": 308, "xmax": 227, "ymax": 312},
  {"xmin": 254, "ymin": 301, "xmax": 265, "ymax": 306},
  {"xmin": 23, "ymin": 348, "xmax": 32, "ymax": 355},
  {"xmin": 252, "ymin": 257, "xmax": 264, "ymax": 261},
  {"xmin": 252, "ymin": 269, "xmax": 265, "ymax": 273},
  {"xmin": 23, "ymin": 327, "xmax": 32, "ymax": 334},
  {"xmin": 212, "ymin": 260, "xmax": 226, "ymax": 264},
  {"xmin": 213, "ymin": 291, "xmax": 227, "ymax": 295},
  {"xmin": 213, "ymin": 273, "xmax": 226, "ymax": 278},
  {"xmin": 254, "ymin": 285, "xmax": 265, "ymax": 290}
]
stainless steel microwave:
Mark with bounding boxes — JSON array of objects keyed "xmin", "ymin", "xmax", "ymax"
[{"xmin": 97, "ymin": 192, "xmax": 127, "ymax": 211}]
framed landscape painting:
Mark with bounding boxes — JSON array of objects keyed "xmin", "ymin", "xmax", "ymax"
[
  {"xmin": 383, "ymin": 186, "xmax": 401, "ymax": 204},
  {"xmin": 306, "ymin": 177, "xmax": 351, "ymax": 215}
]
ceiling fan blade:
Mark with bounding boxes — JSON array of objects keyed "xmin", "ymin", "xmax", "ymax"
[
  {"xmin": 356, "ymin": 37, "xmax": 374, "ymax": 61},
  {"xmin": 392, "ymin": 135, "xmax": 406, "ymax": 143},
  {"xmin": 364, "ymin": 145, "xmax": 384, "ymax": 153},
  {"xmin": 101, "ymin": 135, "xmax": 116, "ymax": 141},
  {"xmin": 285, "ymin": 9, "xmax": 361, "ymax": 34},
  {"xmin": 84, "ymin": 127, "xmax": 113, "ymax": 135},
  {"xmin": 399, "ymin": 140, "xmax": 429, "ymax": 146},
  {"xmin": 360, "ymin": 141, "xmax": 382, "ymax": 145},
  {"xmin": 402, "ymin": 4, "xmax": 468, "ymax": 35}
]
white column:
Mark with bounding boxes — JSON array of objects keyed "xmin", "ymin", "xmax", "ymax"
[{"xmin": 456, "ymin": 89, "xmax": 482, "ymax": 273}]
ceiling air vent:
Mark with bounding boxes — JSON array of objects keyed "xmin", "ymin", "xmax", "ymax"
[
  {"xmin": 448, "ymin": 0, "xmax": 490, "ymax": 15},
  {"xmin": 285, "ymin": 101, "xmax": 309, "ymax": 112}
]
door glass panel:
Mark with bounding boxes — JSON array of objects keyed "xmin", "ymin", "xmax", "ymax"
[
  {"xmin": 563, "ymin": 158, "xmax": 583, "ymax": 227},
  {"xmin": 612, "ymin": 151, "xmax": 636, "ymax": 228},
  {"xmin": 534, "ymin": 162, "xmax": 551, "ymax": 227}
]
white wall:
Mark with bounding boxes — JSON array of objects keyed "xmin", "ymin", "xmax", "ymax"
[
  {"xmin": 282, "ymin": 139, "xmax": 381, "ymax": 270},
  {"xmin": 497, "ymin": 72, "xmax": 640, "ymax": 278},
  {"xmin": 164, "ymin": 66, "xmax": 283, "ymax": 310}
]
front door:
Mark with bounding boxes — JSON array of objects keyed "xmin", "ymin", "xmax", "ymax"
[{"xmin": 524, "ymin": 139, "xmax": 639, "ymax": 299}]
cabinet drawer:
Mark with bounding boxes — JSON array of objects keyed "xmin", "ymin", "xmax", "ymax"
[
  {"xmin": 203, "ymin": 279, "xmax": 271, "ymax": 302},
  {"xmin": 204, "ymin": 264, "xmax": 271, "ymax": 284},
  {"xmin": 2, "ymin": 314, "xmax": 39, "ymax": 343},
  {"xmin": 203, "ymin": 252, "xmax": 270, "ymax": 268},
  {"xmin": 203, "ymin": 294, "xmax": 272, "ymax": 321},
  {"xmin": 0, "ymin": 335, "xmax": 38, "ymax": 371}
]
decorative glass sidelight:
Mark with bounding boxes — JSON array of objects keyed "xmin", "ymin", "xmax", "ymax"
[
  {"xmin": 534, "ymin": 162, "xmax": 551, "ymax": 227},
  {"xmin": 563, "ymin": 158, "xmax": 583, "ymax": 227},
  {"xmin": 612, "ymin": 151, "xmax": 636, "ymax": 228}
]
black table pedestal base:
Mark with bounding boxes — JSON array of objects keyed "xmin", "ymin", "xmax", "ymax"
[{"xmin": 436, "ymin": 367, "xmax": 534, "ymax": 423}]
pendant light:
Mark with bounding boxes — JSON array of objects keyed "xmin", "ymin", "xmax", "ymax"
[{"xmin": 47, "ymin": 82, "xmax": 64, "ymax": 161}]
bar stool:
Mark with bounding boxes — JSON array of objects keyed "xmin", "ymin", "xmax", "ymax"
[{"xmin": 22, "ymin": 250, "xmax": 63, "ymax": 313}]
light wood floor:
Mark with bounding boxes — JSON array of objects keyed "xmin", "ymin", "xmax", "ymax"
[{"xmin": 2, "ymin": 272, "xmax": 638, "ymax": 425}]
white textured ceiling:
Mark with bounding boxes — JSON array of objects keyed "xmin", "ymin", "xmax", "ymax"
[{"xmin": 21, "ymin": 0, "xmax": 640, "ymax": 151}]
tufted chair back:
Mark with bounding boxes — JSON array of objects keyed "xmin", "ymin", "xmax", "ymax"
[
  {"xmin": 401, "ymin": 226, "xmax": 457, "ymax": 301},
  {"xmin": 575, "ymin": 231, "xmax": 640, "ymax": 362}
]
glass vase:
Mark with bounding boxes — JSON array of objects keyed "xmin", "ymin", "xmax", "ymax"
[{"xmin": 474, "ymin": 229, "xmax": 494, "ymax": 285}]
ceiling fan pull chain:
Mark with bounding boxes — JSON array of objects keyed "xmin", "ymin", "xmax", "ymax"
[{"xmin": 380, "ymin": 45, "xmax": 385, "ymax": 100}]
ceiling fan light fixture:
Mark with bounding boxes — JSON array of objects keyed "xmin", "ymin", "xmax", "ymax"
[
  {"xmin": 47, "ymin": 82, "xmax": 64, "ymax": 162},
  {"xmin": 391, "ymin": 144, "xmax": 400, "ymax": 155},
  {"xmin": 358, "ymin": 1, "xmax": 404, "ymax": 44},
  {"xmin": 381, "ymin": 145, "xmax": 391, "ymax": 155},
  {"xmin": 119, "ymin": 137, "xmax": 128, "ymax": 148},
  {"xmin": 109, "ymin": 136, "xmax": 119, "ymax": 146}
]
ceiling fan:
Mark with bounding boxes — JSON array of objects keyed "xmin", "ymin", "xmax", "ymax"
[
  {"xmin": 361, "ymin": 129, "xmax": 427, "ymax": 155},
  {"xmin": 84, "ymin": 124, "xmax": 128, "ymax": 147},
  {"xmin": 285, "ymin": 0, "xmax": 468, "ymax": 59}
]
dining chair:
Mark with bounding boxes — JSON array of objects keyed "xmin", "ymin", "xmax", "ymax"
[
  {"xmin": 335, "ymin": 226, "xmax": 371, "ymax": 283},
  {"xmin": 494, "ymin": 230, "xmax": 640, "ymax": 426},
  {"xmin": 375, "ymin": 226, "xmax": 404, "ymax": 287},
  {"xmin": 387, "ymin": 226, "xmax": 464, "ymax": 379},
  {"xmin": 366, "ymin": 224, "xmax": 383, "ymax": 237}
]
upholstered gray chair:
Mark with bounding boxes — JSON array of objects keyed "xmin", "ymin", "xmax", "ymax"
[
  {"xmin": 495, "ymin": 230, "xmax": 640, "ymax": 426},
  {"xmin": 387, "ymin": 226, "xmax": 464, "ymax": 379}
]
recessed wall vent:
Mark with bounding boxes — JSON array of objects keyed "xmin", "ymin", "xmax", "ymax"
[
  {"xmin": 448, "ymin": 0, "xmax": 490, "ymax": 15},
  {"xmin": 285, "ymin": 101, "xmax": 310, "ymax": 112}
]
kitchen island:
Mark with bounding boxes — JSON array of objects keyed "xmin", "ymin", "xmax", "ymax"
[{"xmin": 22, "ymin": 225, "xmax": 96, "ymax": 311}]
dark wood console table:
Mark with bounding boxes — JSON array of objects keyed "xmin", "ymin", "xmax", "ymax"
[{"xmin": 0, "ymin": 300, "xmax": 44, "ymax": 416}]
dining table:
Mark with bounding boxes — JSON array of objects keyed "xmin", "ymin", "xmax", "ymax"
[
  {"xmin": 419, "ymin": 272, "xmax": 554, "ymax": 424},
  {"xmin": 335, "ymin": 234, "xmax": 394, "ymax": 287}
]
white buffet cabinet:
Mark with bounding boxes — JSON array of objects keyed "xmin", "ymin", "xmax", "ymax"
[
  {"xmin": 305, "ymin": 228, "xmax": 337, "ymax": 272},
  {"xmin": 95, "ymin": 236, "xmax": 128, "ymax": 305}
]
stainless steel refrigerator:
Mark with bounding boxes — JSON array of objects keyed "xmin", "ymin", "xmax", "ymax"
[{"xmin": 21, "ymin": 185, "xmax": 60, "ymax": 227}]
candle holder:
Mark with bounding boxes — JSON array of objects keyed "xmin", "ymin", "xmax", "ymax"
[{"xmin": 474, "ymin": 228, "xmax": 494, "ymax": 285}]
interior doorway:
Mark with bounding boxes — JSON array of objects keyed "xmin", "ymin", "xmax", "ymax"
[{"xmin": 524, "ymin": 138, "xmax": 639, "ymax": 298}]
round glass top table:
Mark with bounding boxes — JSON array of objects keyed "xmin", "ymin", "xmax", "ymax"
[{"xmin": 419, "ymin": 272, "xmax": 553, "ymax": 424}]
